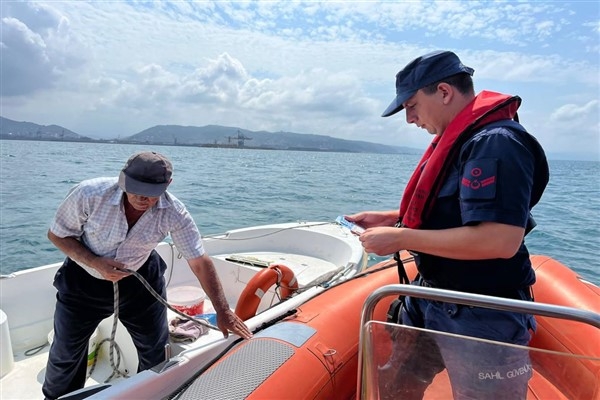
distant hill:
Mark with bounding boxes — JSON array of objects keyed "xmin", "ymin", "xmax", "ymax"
[
  {"xmin": 126, "ymin": 124, "xmax": 420, "ymax": 154},
  {"xmin": 0, "ymin": 116, "xmax": 91, "ymax": 141},
  {"xmin": 0, "ymin": 116, "xmax": 421, "ymax": 154}
]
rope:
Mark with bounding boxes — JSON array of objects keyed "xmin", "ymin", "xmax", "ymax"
[
  {"xmin": 201, "ymin": 222, "xmax": 331, "ymax": 240},
  {"xmin": 118, "ymin": 267, "xmax": 220, "ymax": 332},
  {"xmin": 24, "ymin": 342, "xmax": 48, "ymax": 356},
  {"xmin": 85, "ymin": 268, "xmax": 221, "ymax": 383},
  {"xmin": 82, "ymin": 221, "xmax": 348, "ymax": 382},
  {"xmin": 86, "ymin": 283, "xmax": 128, "ymax": 382}
]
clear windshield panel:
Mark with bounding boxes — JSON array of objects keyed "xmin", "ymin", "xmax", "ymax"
[{"xmin": 360, "ymin": 321, "xmax": 600, "ymax": 400}]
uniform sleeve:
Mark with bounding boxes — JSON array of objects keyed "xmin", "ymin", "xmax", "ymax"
[
  {"xmin": 49, "ymin": 183, "xmax": 89, "ymax": 238},
  {"xmin": 458, "ymin": 127, "xmax": 535, "ymax": 228}
]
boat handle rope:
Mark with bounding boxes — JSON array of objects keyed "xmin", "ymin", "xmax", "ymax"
[{"xmin": 201, "ymin": 221, "xmax": 332, "ymax": 240}]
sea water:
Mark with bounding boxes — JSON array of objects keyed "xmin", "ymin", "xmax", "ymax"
[{"xmin": 0, "ymin": 140, "xmax": 598, "ymax": 283}]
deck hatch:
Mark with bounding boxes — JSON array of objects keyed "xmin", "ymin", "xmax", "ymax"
[{"xmin": 254, "ymin": 321, "xmax": 316, "ymax": 347}]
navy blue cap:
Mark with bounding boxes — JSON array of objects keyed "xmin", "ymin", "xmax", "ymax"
[{"xmin": 381, "ymin": 50, "xmax": 474, "ymax": 117}]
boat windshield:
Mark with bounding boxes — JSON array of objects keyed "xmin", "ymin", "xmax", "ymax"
[{"xmin": 359, "ymin": 321, "xmax": 600, "ymax": 400}]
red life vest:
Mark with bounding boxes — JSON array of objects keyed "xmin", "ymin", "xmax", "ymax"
[{"xmin": 399, "ymin": 91, "xmax": 521, "ymax": 228}]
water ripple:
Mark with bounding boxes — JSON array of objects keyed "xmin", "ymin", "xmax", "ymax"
[{"xmin": 1, "ymin": 141, "xmax": 598, "ymax": 283}]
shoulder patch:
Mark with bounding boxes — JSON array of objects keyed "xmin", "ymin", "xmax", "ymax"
[{"xmin": 460, "ymin": 158, "xmax": 497, "ymax": 200}]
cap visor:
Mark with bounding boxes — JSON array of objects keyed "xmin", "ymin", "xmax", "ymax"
[
  {"xmin": 381, "ymin": 100, "xmax": 403, "ymax": 117},
  {"xmin": 381, "ymin": 91, "xmax": 414, "ymax": 117},
  {"xmin": 118, "ymin": 171, "xmax": 168, "ymax": 197}
]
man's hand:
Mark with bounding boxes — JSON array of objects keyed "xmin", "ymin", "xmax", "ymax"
[
  {"xmin": 216, "ymin": 309, "xmax": 253, "ymax": 340},
  {"xmin": 359, "ymin": 226, "xmax": 404, "ymax": 256},
  {"xmin": 345, "ymin": 210, "xmax": 398, "ymax": 229},
  {"xmin": 47, "ymin": 231, "xmax": 131, "ymax": 282},
  {"xmin": 91, "ymin": 257, "xmax": 130, "ymax": 282}
]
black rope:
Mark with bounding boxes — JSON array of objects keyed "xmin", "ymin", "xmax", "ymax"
[{"xmin": 24, "ymin": 342, "xmax": 48, "ymax": 356}]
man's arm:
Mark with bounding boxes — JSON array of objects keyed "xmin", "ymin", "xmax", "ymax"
[
  {"xmin": 187, "ymin": 254, "xmax": 252, "ymax": 339},
  {"xmin": 359, "ymin": 221, "xmax": 525, "ymax": 260},
  {"xmin": 47, "ymin": 230, "xmax": 127, "ymax": 281}
]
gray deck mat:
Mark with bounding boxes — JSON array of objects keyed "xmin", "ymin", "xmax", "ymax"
[{"xmin": 176, "ymin": 338, "xmax": 294, "ymax": 399}]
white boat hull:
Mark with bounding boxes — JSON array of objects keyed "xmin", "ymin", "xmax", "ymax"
[{"xmin": 0, "ymin": 221, "xmax": 366, "ymax": 399}]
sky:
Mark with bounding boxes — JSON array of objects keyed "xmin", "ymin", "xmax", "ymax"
[{"xmin": 1, "ymin": 1, "xmax": 599, "ymax": 160}]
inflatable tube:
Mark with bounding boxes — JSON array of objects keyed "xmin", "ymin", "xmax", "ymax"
[
  {"xmin": 180, "ymin": 262, "xmax": 400, "ymax": 400},
  {"xmin": 176, "ymin": 254, "xmax": 599, "ymax": 399},
  {"xmin": 529, "ymin": 255, "xmax": 600, "ymax": 400}
]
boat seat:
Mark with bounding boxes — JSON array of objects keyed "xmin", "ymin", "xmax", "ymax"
[{"xmin": 213, "ymin": 252, "xmax": 344, "ymax": 288}]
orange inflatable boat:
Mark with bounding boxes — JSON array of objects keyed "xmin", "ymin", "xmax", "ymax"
[{"xmin": 169, "ymin": 253, "xmax": 600, "ymax": 400}]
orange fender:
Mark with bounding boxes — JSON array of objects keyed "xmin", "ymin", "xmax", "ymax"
[
  {"xmin": 235, "ymin": 264, "xmax": 298, "ymax": 321},
  {"xmin": 528, "ymin": 255, "xmax": 600, "ymax": 400}
]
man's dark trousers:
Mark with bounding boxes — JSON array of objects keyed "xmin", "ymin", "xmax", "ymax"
[{"xmin": 42, "ymin": 251, "xmax": 168, "ymax": 400}]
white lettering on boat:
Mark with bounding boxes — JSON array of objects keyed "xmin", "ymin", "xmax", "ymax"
[
  {"xmin": 478, "ymin": 363, "xmax": 532, "ymax": 380},
  {"xmin": 478, "ymin": 371, "xmax": 504, "ymax": 380},
  {"xmin": 506, "ymin": 364, "xmax": 532, "ymax": 378}
]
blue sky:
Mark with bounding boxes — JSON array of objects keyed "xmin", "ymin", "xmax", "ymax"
[{"xmin": 1, "ymin": 1, "xmax": 599, "ymax": 160}]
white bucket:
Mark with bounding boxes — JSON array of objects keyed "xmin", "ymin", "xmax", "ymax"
[
  {"xmin": 0, "ymin": 310, "xmax": 14, "ymax": 378},
  {"xmin": 48, "ymin": 327, "xmax": 99, "ymax": 366},
  {"xmin": 167, "ymin": 286, "xmax": 206, "ymax": 316}
]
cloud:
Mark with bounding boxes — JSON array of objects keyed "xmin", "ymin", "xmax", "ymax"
[
  {"xmin": 538, "ymin": 100, "xmax": 600, "ymax": 158},
  {"xmin": 550, "ymin": 100, "xmax": 599, "ymax": 122},
  {"xmin": 467, "ymin": 50, "xmax": 598, "ymax": 85},
  {"xmin": 0, "ymin": 2, "xmax": 87, "ymax": 96},
  {"xmin": 78, "ymin": 52, "xmax": 379, "ymax": 140},
  {"xmin": 1, "ymin": 1, "xmax": 598, "ymax": 159}
]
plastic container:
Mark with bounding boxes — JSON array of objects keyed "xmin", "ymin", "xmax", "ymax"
[
  {"xmin": 0, "ymin": 310, "xmax": 14, "ymax": 378},
  {"xmin": 195, "ymin": 313, "xmax": 217, "ymax": 325},
  {"xmin": 167, "ymin": 286, "xmax": 206, "ymax": 316}
]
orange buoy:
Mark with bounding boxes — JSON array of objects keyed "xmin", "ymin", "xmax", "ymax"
[{"xmin": 235, "ymin": 264, "xmax": 298, "ymax": 320}]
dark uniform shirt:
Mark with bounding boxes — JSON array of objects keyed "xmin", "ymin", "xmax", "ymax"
[{"xmin": 416, "ymin": 122, "xmax": 548, "ymax": 295}]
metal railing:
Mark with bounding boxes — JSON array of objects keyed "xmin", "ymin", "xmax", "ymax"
[{"xmin": 356, "ymin": 284, "xmax": 600, "ymax": 398}]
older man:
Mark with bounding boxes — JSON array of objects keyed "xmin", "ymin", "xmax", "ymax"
[{"xmin": 43, "ymin": 151, "xmax": 252, "ymax": 400}]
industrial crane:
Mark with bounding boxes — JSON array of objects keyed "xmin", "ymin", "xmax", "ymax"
[{"xmin": 225, "ymin": 130, "xmax": 252, "ymax": 147}]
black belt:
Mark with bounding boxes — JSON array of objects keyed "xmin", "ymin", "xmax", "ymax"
[{"xmin": 418, "ymin": 278, "xmax": 532, "ymax": 301}]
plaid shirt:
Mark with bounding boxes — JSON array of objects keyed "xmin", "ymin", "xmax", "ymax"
[{"xmin": 50, "ymin": 177, "xmax": 204, "ymax": 279}]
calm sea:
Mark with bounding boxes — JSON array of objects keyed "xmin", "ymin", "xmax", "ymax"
[{"xmin": 1, "ymin": 140, "xmax": 598, "ymax": 283}]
